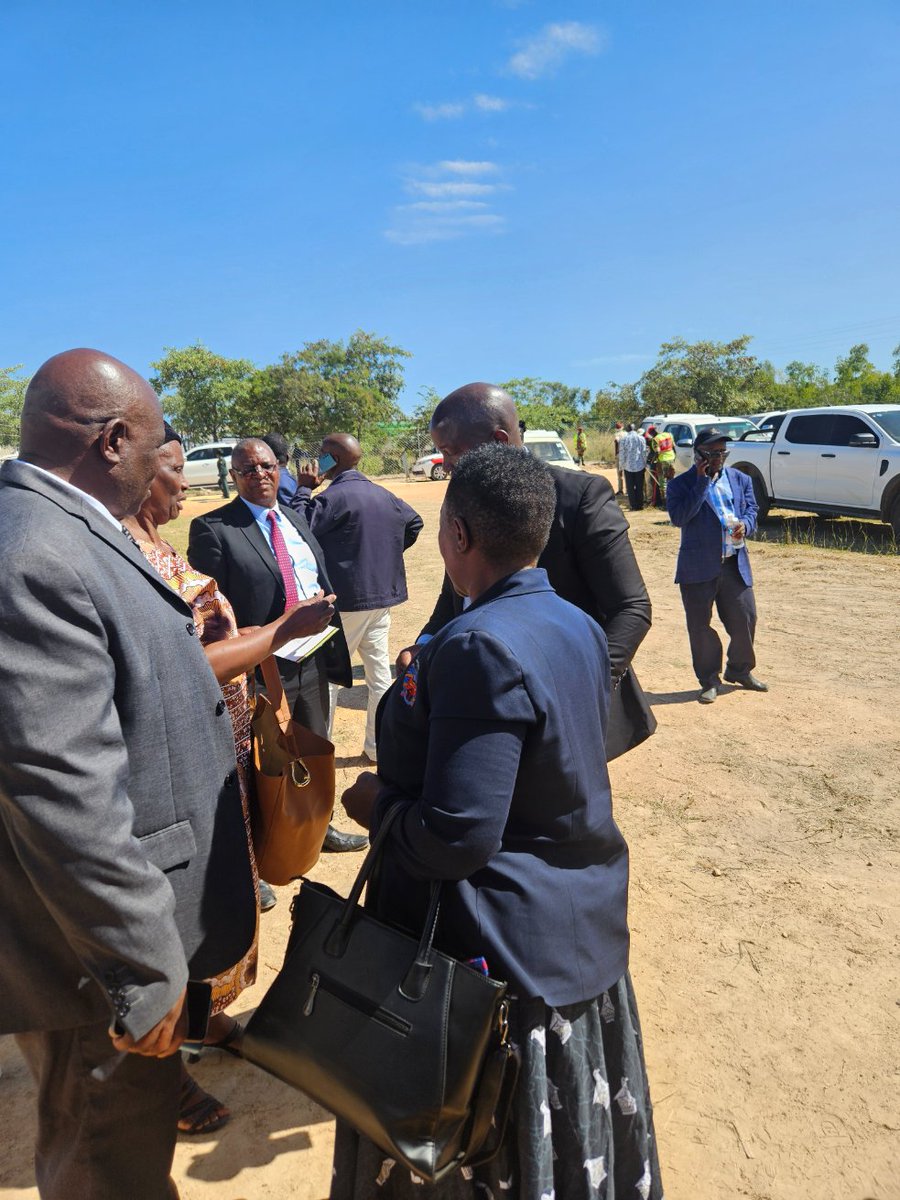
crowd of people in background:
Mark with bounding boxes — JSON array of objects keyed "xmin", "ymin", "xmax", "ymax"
[{"xmin": 0, "ymin": 349, "xmax": 770, "ymax": 1200}]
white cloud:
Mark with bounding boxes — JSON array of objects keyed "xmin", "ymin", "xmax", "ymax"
[
  {"xmin": 508, "ymin": 21, "xmax": 604, "ymax": 79},
  {"xmin": 473, "ymin": 93, "xmax": 511, "ymax": 112},
  {"xmin": 408, "ymin": 180, "xmax": 500, "ymax": 198},
  {"xmin": 413, "ymin": 100, "xmax": 466, "ymax": 121},
  {"xmin": 401, "ymin": 200, "xmax": 491, "ymax": 213},
  {"xmin": 385, "ymin": 211, "xmax": 506, "ymax": 247},
  {"xmin": 412, "ymin": 94, "xmax": 517, "ymax": 121},
  {"xmin": 437, "ymin": 160, "xmax": 500, "ymax": 176}
]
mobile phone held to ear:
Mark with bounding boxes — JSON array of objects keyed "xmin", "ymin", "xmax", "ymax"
[{"xmin": 317, "ymin": 452, "xmax": 337, "ymax": 472}]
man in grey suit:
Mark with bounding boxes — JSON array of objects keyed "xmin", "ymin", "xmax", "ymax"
[{"xmin": 0, "ymin": 350, "xmax": 256, "ymax": 1200}]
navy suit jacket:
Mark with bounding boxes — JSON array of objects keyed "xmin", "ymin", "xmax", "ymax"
[
  {"xmin": 666, "ymin": 465, "xmax": 757, "ymax": 586},
  {"xmin": 369, "ymin": 568, "xmax": 630, "ymax": 1007},
  {"xmin": 187, "ymin": 497, "xmax": 352, "ymax": 686},
  {"xmin": 291, "ymin": 469, "xmax": 423, "ymax": 611}
]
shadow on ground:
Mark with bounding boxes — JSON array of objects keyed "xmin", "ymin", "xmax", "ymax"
[{"xmin": 755, "ymin": 512, "xmax": 896, "ymax": 555}]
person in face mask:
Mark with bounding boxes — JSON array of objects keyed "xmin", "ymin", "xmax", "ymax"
[{"xmin": 666, "ymin": 429, "xmax": 769, "ymax": 705}]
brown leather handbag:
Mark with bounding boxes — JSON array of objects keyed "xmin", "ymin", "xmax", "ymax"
[{"xmin": 249, "ymin": 656, "xmax": 333, "ymax": 884}]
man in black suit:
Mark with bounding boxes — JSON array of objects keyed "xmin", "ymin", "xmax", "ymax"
[
  {"xmin": 398, "ymin": 383, "xmax": 655, "ymax": 759},
  {"xmin": 188, "ymin": 437, "xmax": 366, "ymax": 852}
]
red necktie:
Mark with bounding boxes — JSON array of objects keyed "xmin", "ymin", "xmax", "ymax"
[{"xmin": 266, "ymin": 510, "xmax": 300, "ymax": 610}]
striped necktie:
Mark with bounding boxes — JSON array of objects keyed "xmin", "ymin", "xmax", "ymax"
[{"xmin": 266, "ymin": 510, "xmax": 300, "ymax": 609}]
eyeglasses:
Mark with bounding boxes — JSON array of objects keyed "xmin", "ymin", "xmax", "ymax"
[
  {"xmin": 700, "ymin": 449, "xmax": 729, "ymax": 461},
  {"xmin": 233, "ymin": 461, "xmax": 278, "ymax": 477}
]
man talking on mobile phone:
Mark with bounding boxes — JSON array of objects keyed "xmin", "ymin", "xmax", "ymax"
[{"xmin": 666, "ymin": 428, "xmax": 769, "ymax": 705}]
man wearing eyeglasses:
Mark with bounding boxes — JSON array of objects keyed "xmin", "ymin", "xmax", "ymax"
[
  {"xmin": 666, "ymin": 428, "xmax": 768, "ymax": 705},
  {"xmin": 188, "ymin": 439, "xmax": 366, "ymax": 853}
]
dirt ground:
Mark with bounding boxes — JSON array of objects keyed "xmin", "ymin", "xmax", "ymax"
[{"xmin": 1, "ymin": 470, "xmax": 898, "ymax": 1199}]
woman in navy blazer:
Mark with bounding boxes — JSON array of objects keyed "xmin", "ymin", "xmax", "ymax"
[{"xmin": 334, "ymin": 446, "xmax": 663, "ymax": 1200}]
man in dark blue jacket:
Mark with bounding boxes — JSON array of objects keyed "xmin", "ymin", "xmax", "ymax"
[
  {"xmin": 293, "ymin": 433, "xmax": 423, "ymax": 760},
  {"xmin": 666, "ymin": 429, "xmax": 768, "ymax": 704}
]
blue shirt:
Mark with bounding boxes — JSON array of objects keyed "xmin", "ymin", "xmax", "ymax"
[
  {"xmin": 238, "ymin": 498, "xmax": 321, "ymax": 598},
  {"xmin": 705, "ymin": 470, "xmax": 738, "ymax": 558}
]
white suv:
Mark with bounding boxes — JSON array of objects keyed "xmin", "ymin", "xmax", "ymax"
[
  {"xmin": 648, "ymin": 414, "xmax": 758, "ymax": 473},
  {"xmin": 183, "ymin": 439, "xmax": 238, "ymax": 486}
]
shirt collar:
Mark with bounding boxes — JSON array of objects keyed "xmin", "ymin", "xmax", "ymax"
[
  {"xmin": 239, "ymin": 495, "xmax": 280, "ymax": 522},
  {"xmin": 16, "ymin": 460, "xmax": 120, "ymax": 528}
]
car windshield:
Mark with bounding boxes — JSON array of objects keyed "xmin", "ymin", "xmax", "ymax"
[
  {"xmin": 528, "ymin": 440, "xmax": 570, "ymax": 462},
  {"xmin": 697, "ymin": 420, "xmax": 756, "ymax": 440},
  {"xmin": 867, "ymin": 411, "xmax": 900, "ymax": 442}
]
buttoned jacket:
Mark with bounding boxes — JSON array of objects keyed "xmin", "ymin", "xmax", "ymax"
[{"xmin": 291, "ymin": 469, "xmax": 423, "ymax": 611}]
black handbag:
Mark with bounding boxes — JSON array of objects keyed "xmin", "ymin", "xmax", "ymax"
[
  {"xmin": 605, "ymin": 664, "xmax": 657, "ymax": 761},
  {"xmin": 242, "ymin": 804, "xmax": 519, "ymax": 1183}
]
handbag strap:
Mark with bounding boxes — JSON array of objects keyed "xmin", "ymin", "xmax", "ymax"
[
  {"xmin": 260, "ymin": 655, "xmax": 292, "ymax": 727},
  {"xmin": 323, "ymin": 802, "xmax": 443, "ymax": 1000}
]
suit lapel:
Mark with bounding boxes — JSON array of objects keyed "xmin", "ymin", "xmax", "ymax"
[
  {"xmin": 1, "ymin": 461, "xmax": 193, "ymax": 613},
  {"xmin": 232, "ymin": 499, "xmax": 283, "ymax": 589}
]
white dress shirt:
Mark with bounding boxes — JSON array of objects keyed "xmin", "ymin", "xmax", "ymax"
[{"xmin": 239, "ymin": 498, "xmax": 322, "ymax": 599}]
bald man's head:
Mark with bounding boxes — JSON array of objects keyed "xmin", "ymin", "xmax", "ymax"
[
  {"xmin": 320, "ymin": 432, "xmax": 361, "ymax": 478},
  {"xmin": 19, "ymin": 349, "xmax": 165, "ymax": 519},
  {"xmin": 430, "ymin": 383, "xmax": 522, "ymax": 471}
]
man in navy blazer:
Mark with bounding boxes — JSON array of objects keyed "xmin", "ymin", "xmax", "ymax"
[
  {"xmin": 292, "ymin": 433, "xmax": 423, "ymax": 761},
  {"xmin": 666, "ymin": 428, "xmax": 768, "ymax": 704}
]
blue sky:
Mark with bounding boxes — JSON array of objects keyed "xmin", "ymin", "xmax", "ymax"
[{"xmin": 3, "ymin": 0, "xmax": 899, "ymax": 410}]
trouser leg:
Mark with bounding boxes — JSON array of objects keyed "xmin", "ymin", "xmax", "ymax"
[
  {"xmin": 625, "ymin": 470, "xmax": 645, "ymax": 510},
  {"xmin": 15, "ymin": 1020, "xmax": 181, "ymax": 1200},
  {"xmin": 354, "ymin": 608, "xmax": 393, "ymax": 758},
  {"xmin": 616, "ymin": 468, "xmax": 625, "ymax": 495},
  {"xmin": 329, "ymin": 609, "xmax": 393, "ymax": 757},
  {"xmin": 680, "ymin": 576, "xmax": 723, "ymax": 688},
  {"xmin": 715, "ymin": 558, "xmax": 757, "ymax": 677}
]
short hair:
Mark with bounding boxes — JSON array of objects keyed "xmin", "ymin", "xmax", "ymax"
[
  {"xmin": 163, "ymin": 421, "xmax": 182, "ymax": 445},
  {"xmin": 261, "ymin": 431, "xmax": 290, "ymax": 464},
  {"xmin": 445, "ymin": 444, "xmax": 556, "ymax": 567}
]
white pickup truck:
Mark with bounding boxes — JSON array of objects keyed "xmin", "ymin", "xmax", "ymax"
[{"xmin": 728, "ymin": 404, "xmax": 900, "ymax": 538}]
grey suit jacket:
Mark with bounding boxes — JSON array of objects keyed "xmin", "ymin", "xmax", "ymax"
[{"xmin": 0, "ymin": 461, "xmax": 256, "ymax": 1039}]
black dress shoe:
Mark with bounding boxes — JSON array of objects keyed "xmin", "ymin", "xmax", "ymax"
[
  {"xmin": 724, "ymin": 671, "xmax": 769, "ymax": 692},
  {"xmin": 258, "ymin": 880, "xmax": 278, "ymax": 911},
  {"xmin": 322, "ymin": 824, "xmax": 369, "ymax": 853}
]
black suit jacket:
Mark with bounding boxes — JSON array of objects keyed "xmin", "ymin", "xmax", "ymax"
[
  {"xmin": 187, "ymin": 497, "xmax": 352, "ymax": 687},
  {"xmin": 424, "ymin": 467, "xmax": 651, "ymax": 672}
]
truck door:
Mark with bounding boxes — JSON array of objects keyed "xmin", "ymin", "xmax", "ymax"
[
  {"xmin": 774, "ymin": 414, "xmax": 834, "ymax": 502},
  {"xmin": 816, "ymin": 414, "xmax": 880, "ymax": 509}
]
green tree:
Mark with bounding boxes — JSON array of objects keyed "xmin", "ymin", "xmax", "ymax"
[
  {"xmin": 0, "ymin": 364, "xmax": 29, "ymax": 448},
  {"xmin": 591, "ymin": 381, "xmax": 641, "ymax": 426},
  {"xmin": 238, "ymin": 354, "xmax": 329, "ymax": 450},
  {"xmin": 149, "ymin": 343, "xmax": 254, "ymax": 441},
  {"xmin": 834, "ymin": 343, "xmax": 875, "ymax": 387},
  {"xmin": 638, "ymin": 335, "xmax": 773, "ymax": 416},
  {"xmin": 296, "ymin": 330, "xmax": 410, "ymax": 441},
  {"xmin": 500, "ymin": 377, "xmax": 591, "ymax": 432}
]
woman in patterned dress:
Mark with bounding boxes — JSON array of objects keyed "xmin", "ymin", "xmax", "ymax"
[
  {"xmin": 337, "ymin": 446, "xmax": 664, "ymax": 1200},
  {"xmin": 124, "ymin": 424, "xmax": 334, "ymax": 1134}
]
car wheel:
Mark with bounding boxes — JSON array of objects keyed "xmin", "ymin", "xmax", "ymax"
[{"xmin": 431, "ymin": 463, "xmax": 446, "ymax": 481}]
